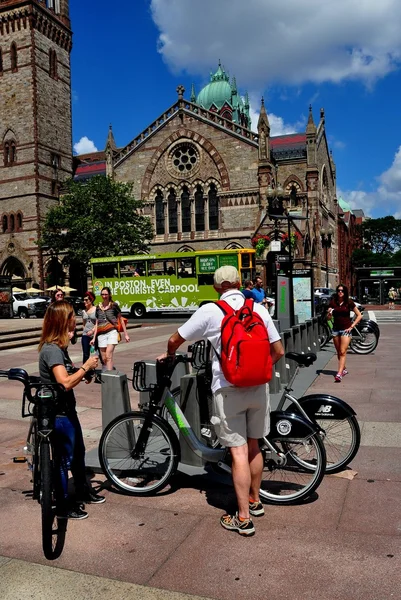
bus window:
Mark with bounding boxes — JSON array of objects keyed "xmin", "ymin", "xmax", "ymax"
[
  {"xmin": 92, "ymin": 262, "xmax": 118, "ymax": 279},
  {"xmin": 164, "ymin": 261, "xmax": 176, "ymax": 276},
  {"xmin": 241, "ymin": 253, "xmax": 251, "ymax": 268},
  {"xmin": 198, "ymin": 274, "xmax": 214, "ymax": 286},
  {"xmin": 120, "ymin": 261, "xmax": 146, "ymax": 277},
  {"xmin": 149, "ymin": 260, "xmax": 164, "ymax": 276},
  {"xmin": 178, "ymin": 258, "xmax": 195, "ymax": 278}
]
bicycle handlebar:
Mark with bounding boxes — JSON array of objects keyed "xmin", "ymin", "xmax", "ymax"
[{"xmin": 0, "ymin": 368, "xmax": 64, "ymax": 405}]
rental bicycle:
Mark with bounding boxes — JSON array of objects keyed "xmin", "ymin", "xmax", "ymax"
[
  {"xmin": 0, "ymin": 368, "xmax": 65, "ymax": 560},
  {"xmin": 99, "ymin": 349, "xmax": 327, "ymax": 505},
  {"xmin": 266, "ymin": 352, "xmax": 361, "ymax": 473}
]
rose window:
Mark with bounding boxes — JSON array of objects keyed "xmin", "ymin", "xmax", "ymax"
[{"xmin": 167, "ymin": 142, "xmax": 200, "ymax": 178}]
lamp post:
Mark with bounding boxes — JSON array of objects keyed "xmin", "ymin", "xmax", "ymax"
[
  {"xmin": 266, "ymin": 184, "xmax": 296, "ymax": 326},
  {"xmin": 320, "ymin": 227, "xmax": 333, "ymax": 288}
]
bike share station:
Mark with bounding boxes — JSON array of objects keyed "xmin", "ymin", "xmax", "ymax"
[{"xmin": 85, "ymin": 273, "xmax": 330, "ymax": 480}]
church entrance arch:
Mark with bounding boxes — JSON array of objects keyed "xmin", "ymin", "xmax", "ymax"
[{"xmin": 0, "ymin": 256, "xmax": 27, "ymax": 284}]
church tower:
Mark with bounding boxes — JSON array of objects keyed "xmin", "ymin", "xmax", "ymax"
[{"xmin": 0, "ymin": 0, "xmax": 72, "ymax": 288}]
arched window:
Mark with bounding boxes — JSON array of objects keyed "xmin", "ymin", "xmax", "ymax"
[
  {"xmin": 195, "ymin": 185, "xmax": 204, "ymax": 231},
  {"xmin": 208, "ymin": 183, "xmax": 219, "ymax": 230},
  {"xmin": 289, "ymin": 185, "xmax": 299, "ymax": 207},
  {"xmin": 2, "ymin": 215, "xmax": 8, "ymax": 233},
  {"xmin": 9, "ymin": 214, "xmax": 15, "ymax": 232},
  {"xmin": 155, "ymin": 190, "xmax": 164, "ymax": 235},
  {"xmin": 16, "ymin": 212, "xmax": 22, "ymax": 230},
  {"xmin": 181, "ymin": 186, "xmax": 191, "ymax": 233},
  {"xmin": 10, "ymin": 43, "xmax": 17, "ymax": 72},
  {"xmin": 168, "ymin": 188, "xmax": 177, "ymax": 234},
  {"xmin": 10, "ymin": 141, "xmax": 16, "ymax": 164},
  {"xmin": 49, "ymin": 49, "xmax": 58, "ymax": 78},
  {"xmin": 3, "ymin": 141, "xmax": 10, "ymax": 166}
]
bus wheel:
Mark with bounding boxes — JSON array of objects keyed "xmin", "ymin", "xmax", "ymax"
[{"xmin": 131, "ymin": 303, "xmax": 146, "ymax": 318}]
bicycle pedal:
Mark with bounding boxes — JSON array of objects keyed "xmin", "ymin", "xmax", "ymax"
[{"xmin": 13, "ymin": 456, "xmax": 27, "ymax": 463}]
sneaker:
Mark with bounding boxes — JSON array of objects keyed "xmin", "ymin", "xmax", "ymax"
[
  {"xmin": 79, "ymin": 491, "xmax": 106, "ymax": 504},
  {"xmin": 249, "ymin": 500, "xmax": 265, "ymax": 517},
  {"xmin": 58, "ymin": 506, "xmax": 88, "ymax": 520},
  {"xmin": 342, "ymin": 369, "xmax": 348, "ymax": 377},
  {"xmin": 220, "ymin": 512, "xmax": 255, "ymax": 536},
  {"xmin": 334, "ymin": 373, "xmax": 342, "ymax": 382}
]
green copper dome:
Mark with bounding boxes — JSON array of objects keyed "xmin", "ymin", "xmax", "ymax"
[
  {"xmin": 338, "ymin": 197, "xmax": 353, "ymax": 214},
  {"xmin": 197, "ymin": 63, "xmax": 232, "ymax": 110}
]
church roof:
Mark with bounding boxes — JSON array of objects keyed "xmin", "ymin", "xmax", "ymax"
[
  {"xmin": 338, "ymin": 197, "xmax": 353, "ymax": 214},
  {"xmin": 197, "ymin": 63, "xmax": 232, "ymax": 110}
]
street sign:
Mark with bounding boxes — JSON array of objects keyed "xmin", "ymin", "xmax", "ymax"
[
  {"xmin": 270, "ymin": 240, "xmax": 281, "ymax": 252},
  {"xmin": 370, "ymin": 270, "xmax": 394, "ymax": 276},
  {"xmin": 277, "ymin": 255, "xmax": 289, "ymax": 262}
]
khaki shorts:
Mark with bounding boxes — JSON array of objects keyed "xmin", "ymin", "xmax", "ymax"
[{"xmin": 211, "ymin": 384, "xmax": 270, "ymax": 447}]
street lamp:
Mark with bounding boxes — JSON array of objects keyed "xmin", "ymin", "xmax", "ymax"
[
  {"xmin": 321, "ymin": 227, "xmax": 333, "ymax": 288},
  {"xmin": 266, "ymin": 184, "xmax": 296, "ymax": 326}
]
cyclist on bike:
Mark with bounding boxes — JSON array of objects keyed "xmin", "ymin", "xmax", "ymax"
[
  {"xmin": 38, "ymin": 301, "xmax": 105, "ymax": 520},
  {"xmin": 328, "ymin": 284, "xmax": 362, "ymax": 382},
  {"xmin": 158, "ymin": 266, "xmax": 284, "ymax": 536}
]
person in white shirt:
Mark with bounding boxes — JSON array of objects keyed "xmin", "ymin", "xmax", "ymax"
[{"xmin": 158, "ymin": 265, "xmax": 284, "ymax": 536}]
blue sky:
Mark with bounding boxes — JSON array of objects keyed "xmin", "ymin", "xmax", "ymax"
[{"xmin": 70, "ymin": 0, "xmax": 401, "ymax": 219}]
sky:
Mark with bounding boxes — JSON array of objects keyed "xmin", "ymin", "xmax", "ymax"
[{"xmin": 70, "ymin": 0, "xmax": 401, "ymax": 219}]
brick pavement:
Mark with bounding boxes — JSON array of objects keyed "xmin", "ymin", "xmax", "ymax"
[{"xmin": 0, "ymin": 319, "xmax": 400, "ymax": 600}]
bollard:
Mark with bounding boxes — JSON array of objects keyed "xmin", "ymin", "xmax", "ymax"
[
  {"xmin": 299, "ymin": 322, "xmax": 307, "ymax": 353},
  {"xmin": 275, "ymin": 331, "xmax": 288, "ymax": 386},
  {"xmin": 101, "ymin": 370, "xmax": 131, "ymax": 430},
  {"xmin": 292, "ymin": 324, "xmax": 302, "ymax": 354}
]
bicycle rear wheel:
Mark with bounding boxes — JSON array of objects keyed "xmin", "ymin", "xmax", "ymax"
[
  {"xmin": 259, "ymin": 433, "xmax": 326, "ymax": 504},
  {"xmin": 99, "ymin": 411, "xmax": 180, "ymax": 495},
  {"xmin": 39, "ymin": 441, "xmax": 59, "ymax": 560}
]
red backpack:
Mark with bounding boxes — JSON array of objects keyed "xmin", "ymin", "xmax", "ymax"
[{"xmin": 215, "ymin": 298, "xmax": 272, "ymax": 387}]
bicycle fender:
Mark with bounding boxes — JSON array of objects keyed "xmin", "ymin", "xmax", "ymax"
[
  {"xmin": 292, "ymin": 394, "xmax": 356, "ymax": 419},
  {"xmin": 269, "ymin": 410, "xmax": 320, "ymax": 440},
  {"xmin": 358, "ymin": 320, "xmax": 380, "ymax": 337}
]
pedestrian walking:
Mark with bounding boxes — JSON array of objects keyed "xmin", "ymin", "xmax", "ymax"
[
  {"xmin": 328, "ymin": 284, "xmax": 362, "ymax": 382},
  {"xmin": 158, "ymin": 266, "xmax": 284, "ymax": 536},
  {"xmin": 81, "ymin": 291, "xmax": 97, "ymax": 363},
  {"xmin": 388, "ymin": 287, "xmax": 396, "ymax": 310},
  {"xmin": 91, "ymin": 287, "xmax": 130, "ymax": 371},
  {"xmin": 241, "ymin": 279, "xmax": 255, "ymax": 299},
  {"xmin": 38, "ymin": 301, "xmax": 105, "ymax": 519}
]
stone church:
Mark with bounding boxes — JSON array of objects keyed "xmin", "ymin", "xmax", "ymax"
[{"xmin": 0, "ymin": 0, "xmax": 344, "ymax": 294}]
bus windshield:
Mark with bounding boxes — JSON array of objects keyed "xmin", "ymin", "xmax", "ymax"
[{"xmin": 90, "ymin": 249, "xmax": 256, "ymax": 317}]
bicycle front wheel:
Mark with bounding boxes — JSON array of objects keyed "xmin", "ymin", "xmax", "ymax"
[
  {"xmin": 350, "ymin": 330, "xmax": 378, "ymax": 354},
  {"xmin": 39, "ymin": 441, "xmax": 58, "ymax": 560},
  {"xmin": 259, "ymin": 433, "xmax": 326, "ymax": 504},
  {"xmin": 99, "ymin": 411, "xmax": 180, "ymax": 495}
]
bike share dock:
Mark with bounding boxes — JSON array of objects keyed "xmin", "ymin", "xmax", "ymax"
[{"xmin": 0, "ymin": 317, "xmax": 400, "ymax": 600}]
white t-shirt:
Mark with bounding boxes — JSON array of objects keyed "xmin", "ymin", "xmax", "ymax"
[{"xmin": 178, "ymin": 289, "xmax": 281, "ymax": 393}]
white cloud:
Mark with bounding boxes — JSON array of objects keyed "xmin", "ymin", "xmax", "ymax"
[
  {"xmin": 339, "ymin": 146, "xmax": 401, "ymax": 216},
  {"xmin": 248, "ymin": 96, "xmax": 306, "ymax": 135},
  {"xmin": 73, "ymin": 136, "xmax": 98, "ymax": 155},
  {"xmin": 150, "ymin": 0, "xmax": 401, "ymax": 86}
]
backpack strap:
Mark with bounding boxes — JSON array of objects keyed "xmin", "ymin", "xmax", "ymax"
[{"xmin": 215, "ymin": 299, "xmax": 235, "ymax": 316}]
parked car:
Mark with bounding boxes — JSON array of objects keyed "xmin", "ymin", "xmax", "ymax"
[
  {"xmin": 65, "ymin": 296, "xmax": 85, "ymax": 316},
  {"xmin": 12, "ymin": 293, "xmax": 48, "ymax": 319},
  {"xmin": 314, "ymin": 287, "xmax": 334, "ymax": 297}
]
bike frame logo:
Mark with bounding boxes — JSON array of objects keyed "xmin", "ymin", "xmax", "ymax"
[
  {"xmin": 276, "ymin": 419, "xmax": 291, "ymax": 435},
  {"xmin": 316, "ymin": 405, "xmax": 332, "ymax": 415}
]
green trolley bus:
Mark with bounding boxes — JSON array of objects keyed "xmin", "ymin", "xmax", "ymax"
[{"xmin": 90, "ymin": 249, "xmax": 256, "ymax": 317}]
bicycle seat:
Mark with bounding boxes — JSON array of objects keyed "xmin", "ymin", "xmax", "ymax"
[{"xmin": 285, "ymin": 352, "xmax": 317, "ymax": 367}]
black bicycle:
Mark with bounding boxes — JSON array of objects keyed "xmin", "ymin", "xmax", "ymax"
[{"xmin": 0, "ymin": 368, "xmax": 66, "ymax": 560}]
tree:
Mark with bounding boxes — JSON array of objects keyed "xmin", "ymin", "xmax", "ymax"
[
  {"xmin": 39, "ymin": 176, "xmax": 154, "ymax": 277},
  {"xmin": 362, "ymin": 216, "xmax": 401, "ymax": 255}
]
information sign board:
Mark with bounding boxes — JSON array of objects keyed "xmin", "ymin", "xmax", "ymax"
[{"xmin": 198, "ymin": 256, "xmax": 218, "ymax": 273}]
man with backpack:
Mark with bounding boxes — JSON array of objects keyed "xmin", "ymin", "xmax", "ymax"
[{"xmin": 158, "ymin": 265, "xmax": 284, "ymax": 536}]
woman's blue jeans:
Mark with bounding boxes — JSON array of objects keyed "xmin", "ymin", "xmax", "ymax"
[
  {"xmin": 81, "ymin": 334, "xmax": 91, "ymax": 363},
  {"xmin": 52, "ymin": 412, "xmax": 86, "ymax": 502}
]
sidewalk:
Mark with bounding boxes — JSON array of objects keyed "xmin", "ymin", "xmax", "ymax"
[{"xmin": 0, "ymin": 321, "xmax": 400, "ymax": 600}]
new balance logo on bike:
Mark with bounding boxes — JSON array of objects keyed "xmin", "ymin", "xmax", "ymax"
[{"xmin": 316, "ymin": 405, "xmax": 332, "ymax": 414}]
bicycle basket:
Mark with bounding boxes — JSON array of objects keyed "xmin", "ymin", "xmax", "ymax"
[
  {"xmin": 132, "ymin": 361, "xmax": 155, "ymax": 392},
  {"xmin": 190, "ymin": 340, "xmax": 210, "ymax": 370}
]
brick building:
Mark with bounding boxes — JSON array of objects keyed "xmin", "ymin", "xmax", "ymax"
[
  {"xmin": 0, "ymin": 0, "xmax": 72, "ymax": 289},
  {"xmin": 77, "ymin": 65, "xmax": 339, "ymax": 290}
]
